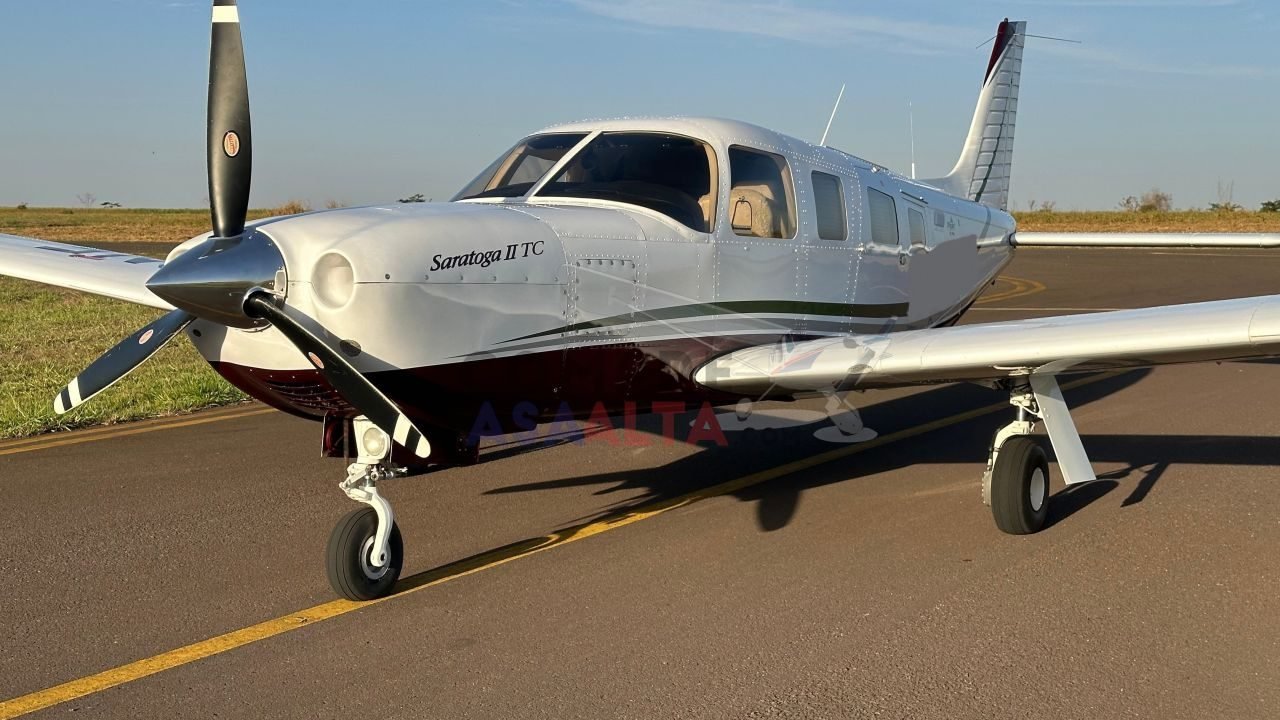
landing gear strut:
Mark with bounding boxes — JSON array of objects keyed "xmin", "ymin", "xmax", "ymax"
[
  {"xmin": 983, "ymin": 375, "xmax": 1096, "ymax": 535},
  {"xmin": 325, "ymin": 416, "xmax": 411, "ymax": 601}
]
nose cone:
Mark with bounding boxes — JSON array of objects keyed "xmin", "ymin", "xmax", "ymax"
[{"xmin": 147, "ymin": 231, "xmax": 286, "ymax": 328}]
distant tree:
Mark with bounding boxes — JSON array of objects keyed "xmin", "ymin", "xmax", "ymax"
[
  {"xmin": 1119, "ymin": 189, "xmax": 1172, "ymax": 213},
  {"xmin": 1140, "ymin": 189, "xmax": 1172, "ymax": 212},
  {"xmin": 1040, "ymin": 200, "xmax": 1056, "ymax": 212},
  {"xmin": 1261, "ymin": 199, "xmax": 1280, "ymax": 213},
  {"xmin": 398, "ymin": 193, "xmax": 426, "ymax": 203},
  {"xmin": 16, "ymin": 202, "xmax": 28, "ymax": 210},
  {"xmin": 323, "ymin": 199, "xmax": 346, "ymax": 209},
  {"xmin": 274, "ymin": 200, "xmax": 310, "ymax": 215},
  {"xmin": 1210, "ymin": 180, "xmax": 1243, "ymax": 212},
  {"xmin": 100, "ymin": 201, "xmax": 122, "ymax": 208},
  {"xmin": 76, "ymin": 192, "xmax": 97, "ymax": 208}
]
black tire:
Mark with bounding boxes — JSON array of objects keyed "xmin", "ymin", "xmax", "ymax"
[
  {"xmin": 990, "ymin": 436, "xmax": 1051, "ymax": 535},
  {"xmin": 326, "ymin": 507, "xmax": 404, "ymax": 601}
]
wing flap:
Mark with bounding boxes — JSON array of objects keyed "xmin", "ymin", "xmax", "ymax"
[
  {"xmin": 0, "ymin": 233, "xmax": 172, "ymax": 310},
  {"xmin": 695, "ymin": 295, "xmax": 1280, "ymax": 395}
]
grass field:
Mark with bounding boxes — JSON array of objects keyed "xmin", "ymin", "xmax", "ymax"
[
  {"xmin": 1014, "ymin": 209, "xmax": 1280, "ymax": 233},
  {"xmin": 2, "ymin": 206, "xmax": 1279, "ymax": 439},
  {"xmin": 0, "ymin": 206, "xmax": 277, "ymax": 244},
  {"xmin": 0, "ymin": 277, "xmax": 247, "ymax": 439}
]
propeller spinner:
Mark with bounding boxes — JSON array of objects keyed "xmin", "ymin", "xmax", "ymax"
[{"xmin": 53, "ymin": 0, "xmax": 431, "ymax": 459}]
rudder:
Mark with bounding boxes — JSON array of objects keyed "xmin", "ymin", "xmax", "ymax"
[{"xmin": 925, "ymin": 19, "xmax": 1027, "ymax": 211}]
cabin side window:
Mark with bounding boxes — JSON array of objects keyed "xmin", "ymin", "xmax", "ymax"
[
  {"xmin": 867, "ymin": 188, "xmax": 899, "ymax": 247},
  {"xmin": 811, "ymin": 171, "xmax": 847, "ymax": 241},
  {"xmin": 728, "ymin": 146, "xmax": 797, "ymax": 239},
  {"xmin": 907, "ymin": 208, "xmax": 927, "ymax": 249},
  {"xmin": 536, "ymin": 132, "xmax": 718, "ymax": 232}
]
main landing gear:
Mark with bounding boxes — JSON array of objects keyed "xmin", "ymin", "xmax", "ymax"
[
  {"xmin": 983, "ymin": 375, "xmax": 1096, "ymax": 535},
  {"xmin": 325, "ymin": 416, "xmax": 411, "ymax": 601}
]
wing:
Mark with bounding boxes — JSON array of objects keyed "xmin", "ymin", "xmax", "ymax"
[
  {"xmin": 0, "ymin": 233, "xmax": 173, "ymax": 310},
  {"xmin": 1017, "ymin": 232, "xmax": 1280, "ymax": 248},
  {"xmin": 694, "ymin": 294, "xmax": 1280, "ymax": 396}
]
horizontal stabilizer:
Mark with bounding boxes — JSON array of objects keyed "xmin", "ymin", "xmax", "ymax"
[{"xmin": 1016, "ymin": 233, "xmax": 1280, "ymax": 248}]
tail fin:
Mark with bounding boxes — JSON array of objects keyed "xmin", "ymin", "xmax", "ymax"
[{"xmin": 924, "ymin": 19, "xmax": 1027, "ymax": 211}]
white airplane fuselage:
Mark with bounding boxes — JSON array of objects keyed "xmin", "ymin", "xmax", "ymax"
[{"xmin": 179, "ymin": 118, "xmax": 1014, "ymax": 456}]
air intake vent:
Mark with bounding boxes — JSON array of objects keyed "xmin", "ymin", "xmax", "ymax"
[{"xmin": 262, "ymin": 379, "xmax": 353, "ymax": 413}]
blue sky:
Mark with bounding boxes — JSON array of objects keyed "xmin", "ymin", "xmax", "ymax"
[{"xmin": 1, "ymin": 0, "xmax": 1275, "ymax": 210}]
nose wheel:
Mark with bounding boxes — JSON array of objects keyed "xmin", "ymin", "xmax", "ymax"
[
  {"xmin": 327, "ymin": 506, "xmax": 404, "ymax": 601},
  {"xmin": 327, "ymin": 441, "xmax": 409, "ymax": 601}
]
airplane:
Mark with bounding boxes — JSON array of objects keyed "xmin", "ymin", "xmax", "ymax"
[{"xmin": 5, "ymin": 6, "xmax": 1278, "ymax": 601}]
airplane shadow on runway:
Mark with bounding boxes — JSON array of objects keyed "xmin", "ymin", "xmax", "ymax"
[{"xmin": 477, "ymin": 368, "xmax": 1280, "ymax": 534}]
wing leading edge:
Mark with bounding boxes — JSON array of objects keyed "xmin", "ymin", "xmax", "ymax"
[
  {"xmin": 694, "ymin": 295, "xmax": 1280, "ymax": 396},
  {"xmin": 0, "ymin": 234, "xmax": 173, "ymax": 310}
]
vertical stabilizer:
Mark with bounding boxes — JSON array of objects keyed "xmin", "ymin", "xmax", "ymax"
[{"xmin": 924, "ymin": 19, "xmax": 1027, "ymax": 210}]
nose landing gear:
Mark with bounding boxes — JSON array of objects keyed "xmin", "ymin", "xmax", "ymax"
[{"xmin": 325, "ymin": 417, "xmax": 413, "ymax": 601}]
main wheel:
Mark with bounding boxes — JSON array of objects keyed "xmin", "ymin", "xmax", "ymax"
[
  {"xmin": 326, "ymin": 507, "xmax": 404, "ymax": 601},
  {"xmin": 990, "ymin": 436, "xmax": 1050, "ymax": 535}
]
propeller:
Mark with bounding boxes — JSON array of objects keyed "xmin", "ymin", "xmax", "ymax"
[
  {"xmin": 53, "ymin": 309, "xmax": 194, "ymax": 415},
  {"xmin": 53, "ymin": 0, "xmax": 432, "ymax": 459},
  {"xmin": 208, "ymin": 0, "xmax": 252, "ymax": 240}
]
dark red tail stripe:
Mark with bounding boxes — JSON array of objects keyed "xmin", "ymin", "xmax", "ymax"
[{"xmin": 984, "ymin": 18, "xmax": 1012, "ymax": 85}]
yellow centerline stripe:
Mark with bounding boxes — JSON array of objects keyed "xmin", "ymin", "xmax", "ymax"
[
  {"xmin": 0, "ymin": 407, "xmax": 274, "ymax": 457},
  {"xmin": 0, "ymin": 373, "xmax": 1111, "ymax": 719},
  {"xmin": 0, "ymin": 404, "xmax": 260, "ymax": 449},
  {"xmin": 975, "ymin": 275, "xmax": 1047, "ymax": 305}
]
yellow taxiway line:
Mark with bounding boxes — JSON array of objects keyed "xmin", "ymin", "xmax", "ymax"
[
  {"xmin": 975, "ymin": 275, "xmax": 1047, "ymax": 305},
  {"xmin": 0, "ymin": 373, "xmax": 1113, "ymax": 719},
  {"xmin": 0, "ymin": 406, "xmax": 274, "ymax": 457}
]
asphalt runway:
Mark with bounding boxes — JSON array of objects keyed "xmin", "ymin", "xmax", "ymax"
[{"xmin": 3, "ymin": 247, "xmax": 1280, "ymax": 719}]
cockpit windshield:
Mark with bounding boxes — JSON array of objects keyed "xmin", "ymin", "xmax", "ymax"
[
  {"xmin": 535, "ymin": 132, "xmax": 717, "ymax": 232},
  {"xmin": 453, "ymin": 133, "xmax": 587, "ymax": 200}
]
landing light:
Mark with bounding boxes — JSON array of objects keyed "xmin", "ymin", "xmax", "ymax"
[{"xmin": 358, "ymin": 421, "xmax": 390, "ymax": 462}]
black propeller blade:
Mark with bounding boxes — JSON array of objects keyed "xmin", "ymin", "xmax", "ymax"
[
  {"xmin": 56, "ymin": 1, "xmax": 433, "ymax": 462},
  {"xmin": 53, "ymin": 310, "xmax": 194, "ymax": 415},
  {"xmin": 244, "ymin": 292, "xmax": 433, "ymax": 458},
  {"xmin": 208, "ymin": 0, "xmax": 252, "ymax": 239},
  {"xmin": 51, "ymin": 0, "xmax": 254, "ymax": 414}
]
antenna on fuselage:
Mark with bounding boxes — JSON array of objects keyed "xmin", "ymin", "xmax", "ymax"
[
  {"xmin": 819, "ymin": 83, "xmax": 846, "ymax": 147},
  {"xmin": 909, "ymin": 102, "xmax": 917, "ymax": 179}
]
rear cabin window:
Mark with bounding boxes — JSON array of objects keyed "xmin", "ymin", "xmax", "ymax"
[
  {"xmin": 537, "ymin": 132, "xmax": 717, "ymax": 232},
  {"xmin": 728, "ymin": 146, "xmax": 796, "ymax": 239},
  {"xmin": 908, "ymin": 207, "xmax": 927, "ymax": 249},
  {"xmin": 867, "ymin": 188, "xmax": 899, "ymax": 247},
  {"xmin": 454, "ymin": 133, "xmax": 587, "ymax": 200},
  {"xmin": 811, "ymin": 171, "xmax": 846, "ymax": 241}
]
